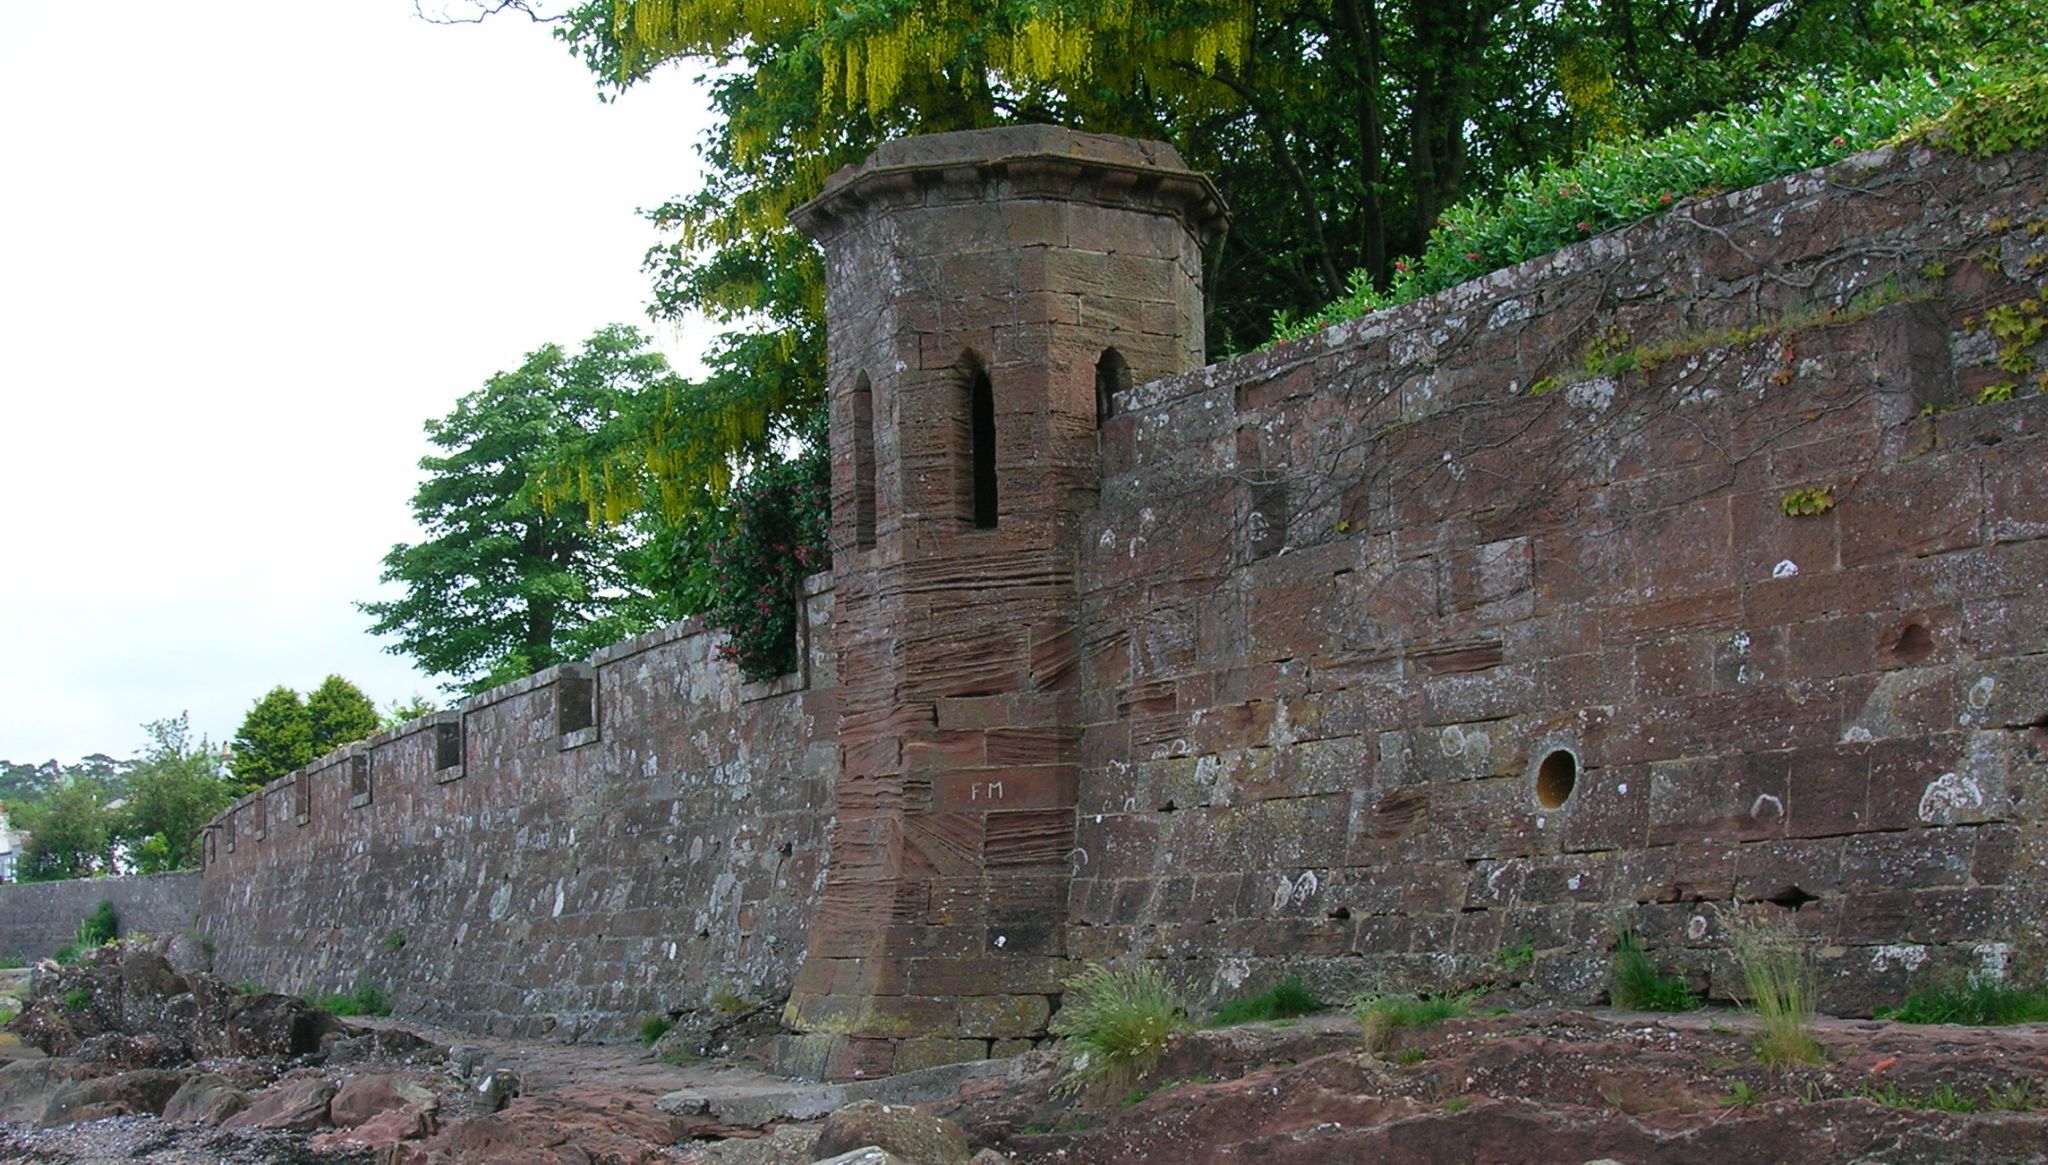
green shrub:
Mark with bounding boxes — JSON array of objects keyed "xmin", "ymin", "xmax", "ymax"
[
  {"xmin": 1048, "ymin": 962, "xmax": 1191, "ymax": 1098},
  {"xmin": 51, "ymin": 943, "xmax": 77, "ymax": 966},
  {"xmin": 1271, "ymin": 73, "xmax": 1957, "ymax": 343},
  {"xmin": 62, "ymin": 988, "xmax": 91, "ymax": 1013},
  {"xmin": 1355, "ymin": 991, "xmax": 1475, "ymax": 1052},
  {"xmin": 1208, "ymin": 976, "xmax": 1328, "ymax": 1027},
  {"xmin": 639, "ymin": 1015, "xmax": 675, "ymax": 1046},
  {"xmin": 1879, "ymin": 978, "xmax": 2048, "ymax": 1025},
  {"xmin": 1718, "ymin": 905, "xmax": 1821, "ymax": 1067},
  {"xmin": 0, "ymin": 955, "xmax": 23, "ymax": 970},
  {"xmin": 316, "ymin": 984, "xmax": 392, "ymax": 1018},
  {"xmin": 1609, "ymin": 929, "xmax": 1699, "ymax": 1012},
  {"xmin": 77, "ymin": 901, "xmax": 117, "ymax": 948}
]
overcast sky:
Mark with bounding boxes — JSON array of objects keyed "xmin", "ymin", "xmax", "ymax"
[{"xmin": 0, "ymin": 3, "xmax": 717, "ymax": 765}]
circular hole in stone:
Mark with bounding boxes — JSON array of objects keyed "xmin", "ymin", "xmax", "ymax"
[
  {"xmin": 1534, "ymin": 749, "xmax": 1578, "ymax": 810},
  {"xmin": 1890, "ymin": 621, "xmax": 1934, "ymax": 665}
]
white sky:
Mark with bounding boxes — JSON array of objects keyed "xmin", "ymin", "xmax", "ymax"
[{"xmin": 0, "ymin": 2, "xmax": 718, "ymax": 764}]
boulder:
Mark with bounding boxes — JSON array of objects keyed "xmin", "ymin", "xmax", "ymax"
[
  {"xmin": 37, "ymin": 1068, "xmax": 189, "ymax": 1127},
  {"xmin": 0, "ymin": 1059, "xmax": 93, "ymax": 1124},
  {"xmin": 813, "ymin": 1151, "xmax": 911, "ymax": 1165},
  {"xmin": 813, "ymin": 1100, "xmax": 972, "ymax": 1165},
  {"xmin": 681, "ymin": 1124, "xmax": 820, "ymax": 1165},
  {"xmin": 311, "ymin": 1099, "xmax": 437, "ymax": 1153},
  {"xmin": 68, "ymin": 1030, "xmax": 185, "ymax": 1070},
  {"xmin": 391, "ymin": 1088, "xmax": 690, "ymax": 1165},
  {"xmin": 220, "ymin": 1074, "xmax": 337, "ymax": 1132},
  {"xmin": 162, "ymin": 1073, "xmax": 253, "ymax": 1125},
  {"xmin": 331, "ymin": 1073, "xmax": 438, "ymax": 1128}
]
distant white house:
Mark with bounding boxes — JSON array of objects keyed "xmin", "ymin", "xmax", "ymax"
[{"xmin": 0, "ymin": 806, "xmax": 20, "ymax": 882}]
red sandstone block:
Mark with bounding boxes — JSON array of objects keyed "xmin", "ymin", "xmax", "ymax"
[
  {"xmin": 1645, "ymin": 754, "xmax": 1787, "ymax": 847},
  {"xmin": 933, "ymin": 766, "xmax": 1077, "ymax": 811},
  {"xmin": 1617, "ymin": 590, "xmax": 1743, "ymax": 642},
  {"xmin": 902, "ymin": 812, "xmax": 984, "ymax": 879},
  {"xmin": 1557, "ymin": 763, "xmax": 1650, "ymax": 853},
  {"xmin": 1839, "ymin": 457, "xmax": 1986, "ymax": 567},
  {"xmin": 1784, "ymin": 613, "xmax": 1888, "ymax": 681},
  {"xmin": 985, "ymin": 726, "xmax": 1077, "ymax": 767},
  {"xmin": 1782, "ymin": 747, "xmax": 1871, "ymax": 839},
  {"xmin": 984, "ymin": 809, "xmax": 1074, "ymax": 869}
]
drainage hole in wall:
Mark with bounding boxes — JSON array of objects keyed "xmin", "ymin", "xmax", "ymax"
[
  {"xmin": 1889, "ymin": 621, "xmax": 1935, "ymax": 665},
  {"xmin": 1326, "ymin": 906, "xmax": 1351, "ymax": 921},
  {"xmin": 1763, "ymin": 884, "xmax": 1817, "ymax": 911},
  {"xmin": 1535, "ymin": 749, "xmax": 1578, "ymax": 809}
]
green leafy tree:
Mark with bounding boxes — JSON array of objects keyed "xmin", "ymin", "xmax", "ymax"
[
  {"xmin": 117, "ymin": 715, "xmax": 234, "ymax": 874},
  {"xmin": 306, "ymin": 675, "xmax": 380, "ymax": 754},
  {"xmin": 360, "ymin": 324, "xmax": 667, "ymax": 694},
  {"xmin": 378, "ymin": 695, "xmax": 439, "ymax": 730},
  {"xmin": 15, "ymin": 775, "xmax": 115, "ymax": 881},
  {"xmin": 436, "ymin": 0, "xmax": 1956, "ymax": 541},
  {"xmin": 229, "ymin": 686, "xmax": 313, "ymax": 791}
]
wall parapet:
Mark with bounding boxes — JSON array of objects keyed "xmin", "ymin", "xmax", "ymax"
[{"xmin": 200, "ymin": 574, "xmax": 837, "ymax": 1041}]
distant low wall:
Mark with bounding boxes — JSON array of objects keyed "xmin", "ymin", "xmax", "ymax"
[
  {"xmin": 200, "ymin": 576, "xmax": 837, "ymax": 1041},
  {"xmin": 0, "ymin": 872, "xmax": 202, "ymax": 962}
]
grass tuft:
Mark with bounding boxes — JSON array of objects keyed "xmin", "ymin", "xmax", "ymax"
[
  {"xmin": 639, "ymin": 1015, "xmax": 675, "ymax": 1046},
  {"xmin": 1048, "ymin": 962, "xmax": 1191, "ymax": 1099},
  {"xmin": 1208, "ymin": 976, "xmax": 1328, "ymax": 1027},
  {"xmin": 1609, "ymin": 929, "xmax": 1699, "ymax": 1012},
  {"xmin": 1879, "ymin": 977, "xmax": 2048, "ymax": 1026},
  {"xmin": 316, "ymin": 984, "xmax": 392, "ymax": 1018},
  {"xmin": 1718, "ymin": 904, "xmax": 1821, "ymax": 1067},
  {"xmin": 1355, "ymin": 991, "xmax": 1474, "ymax": 1052}
]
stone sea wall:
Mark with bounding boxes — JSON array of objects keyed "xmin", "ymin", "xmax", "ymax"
[
  {"xmin": 1068, "ymin": 142, "xmax": 2048, "ymax": 1014},
  {"xmin": 198, "ymin": 577, "xmax": 837, "ymax": 1039}
]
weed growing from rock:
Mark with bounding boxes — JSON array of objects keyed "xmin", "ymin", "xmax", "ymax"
[
  {"xmin": 1717, "ymin": 904, "xmax": 1821, "ymax": 1067},
  {"xmin": 1879, "ymin": 977, "xmax": 2048, "ymax": 1025},
  {"xmin": 1355, "ymin": 991, "xmax": 1475, "ymax": 1052},
  {"xmin": 1048, "ymin": 962, "xmax": 1190, "ymax": 1099},
  {"xmin": 1609, "ymin": 929, "xmax": 1698, "ymax": 1012},
  {"xmin": 1207, "ymin": 976, "xmax": 1327, "ymax": 1027},
  {"xmin": 316, "ymin": 984, "xmax": 392, "ymax": 1018},
  {"xmin": 639, "ymin": 1015, "xmax": 675, "ymax": 1046}
]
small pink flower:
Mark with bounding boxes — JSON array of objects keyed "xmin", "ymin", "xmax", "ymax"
[
  {"xmin": 1464, "ymin": 251, "xmax": 1482, "ymax": 262},
  {"xmin": 1394, "ymin": 259, "xmax": 1409, "ymax": 273},
  {"xmin": 1659, "ymin": 192, "xmax": 1672, "ymax": 205},
  {"xmin": 1577, "ymin": 221, "xmax": 1593, "ymax": 232},
  {"xmin": 1831, "ymin": 135, "xmax": 1846, "ymax": 147}
]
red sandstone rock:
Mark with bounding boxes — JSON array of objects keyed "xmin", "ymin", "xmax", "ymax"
[
  {"xmin": 219, "ymin": 1074, "xmax": 335, "ymax": 1132},
  {"xmin": 813, "ymin": 1099, "xmax": 972, "ymax": 1163},
  {"xmin": 390, "ymin": 1087, "xmax": 699, "ymax": 1165},
  {"xmin": 161, "ymin": 1072, "xmax": 252, "ymax": 1124}
]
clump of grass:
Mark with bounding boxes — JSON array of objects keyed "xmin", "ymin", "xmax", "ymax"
[
  {"xmin": 1207, "ymin": 976, "xmax": 1328, "ymax": 1027},
  {"xmin": 709, "ymin": 987, "xmax": 754, "ymax": 1016},
  {"xmin": 1863, "ymin": 1081, "xmax": 1978, "ymax": 1113},
  {"xmin": 316, "ymin": 984, "xmax": 391, "ymax": 1018},
  {"xmin": 639, "ymin": 1015, "xmax": 675, "ymax": 1046},
  {"xmin": 1718, "ymin": 904, "xmax": 1821, "ymax": 1067},
  {"xmin": 1609, "ymin": 929, "xmax": 1699, "ymax": 1012},
  {"xmin": 77, "ymin": 901, "xmax": 117, "ymax": 949},
  {"xmin": 0, "ymin": 955, "xmax": 25, "ymax": 970},
  {"xmin": 62, "ymin": 988, "xmax": 91, "ymax": 1013},
  {"xmin": 659, "ymin": 1045, "xmax": 703, "ymax": 1066},
  {"xmin": 1878, "ymin": 977, "xmax": 2048, "ymax": 1025},
  {"xmin": 1355, "ymin": 991, "xmax": 1475, "ymax": 1052},
  {"xmin": 50, "ymin": 944, "xmax": 77, "ymax": 966},
  {"xmin": 1720, "ymin": 1080, "xmax": 1758, "ymax": 1107},
  {"xmin": 1048, "ymin": 962, "xmax": 1191, "ymax": 1099}
]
